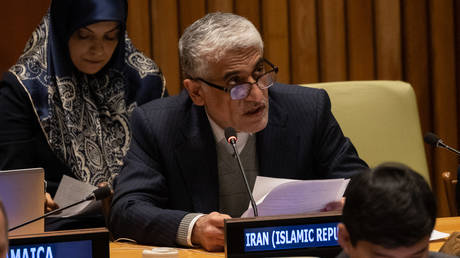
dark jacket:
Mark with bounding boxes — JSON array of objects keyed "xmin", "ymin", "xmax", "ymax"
[{"xmin": 110, "ymin": 83, "xmax": 368, "ymax": 246}]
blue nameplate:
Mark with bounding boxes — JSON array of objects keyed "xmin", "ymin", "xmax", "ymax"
[
  {"xmin": 225, "ymin": 212, "xmax": 342, "ymax": 258},
  {"xmin": 8, "ymin": 228, "xmax": 109, "ymax": 258},
  {"xmin": 244, "ymin": 222, "xmax": 339, "ymax": 252},
  {"xmin": 8, "ymin": 240, "xmax": 92, "ymax": 258}
]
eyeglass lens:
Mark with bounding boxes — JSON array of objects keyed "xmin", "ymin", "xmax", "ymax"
[{"xmin": 229, "ymin": 73, "xmax": 275, "ymax": 100}]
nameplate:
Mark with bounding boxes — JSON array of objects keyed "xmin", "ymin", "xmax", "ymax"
[
  {"xmin": 225, "ymin": 212, "xmax": 342, "ymax": 258},
  {"xmin": 8, "ymin": 228, "xmax": 109, "ymax": 258}
]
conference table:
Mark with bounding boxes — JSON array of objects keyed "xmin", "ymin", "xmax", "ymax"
[
  {"xmin": 110, "ymin": 216, "xmax": 460, "ymax": 258},
  {"xmin": 429, "ymin": 216, "xmax": 459, "ymax": 252}
]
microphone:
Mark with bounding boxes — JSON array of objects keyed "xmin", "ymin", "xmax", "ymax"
[
  {"xmin": 424, "ymin": 132, "xmax": 460, "ymax": 155},
  {"xmin": 224, "ymin": 127, "xmax": 258, "ymax": 217},
  {"xmin": 8, "ymin": 185, "xmax": 112, "ymax": 232}
]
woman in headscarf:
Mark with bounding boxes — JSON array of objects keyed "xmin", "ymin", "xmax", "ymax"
[{"xmin": 0, "ymin": 0, "xmax": 166, "ymax": 210}]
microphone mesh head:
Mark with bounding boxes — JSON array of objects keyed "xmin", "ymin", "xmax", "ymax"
[
  {"xmin": 224, "ymin": 127, "xmax": 237, "ymax": 142},
  {"xmin": 424, "ymin": 132, "xmax": 440, "ymax": 146}
]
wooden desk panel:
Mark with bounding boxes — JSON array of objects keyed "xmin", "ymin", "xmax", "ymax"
[
  {"xmin": 110, "ymin": 242, "xmax": 224, "ymax": 258},
  {"xmin": 429, "ymin": 216, "xmax": 460, "ymax": 252},
  {"xmin": 109, "ymin": 217, "xmax": 460, "ymax": 257}
]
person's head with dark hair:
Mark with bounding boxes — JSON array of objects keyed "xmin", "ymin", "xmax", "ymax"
[
  {"xmin": 0, "ymin": 201, "xmax": 8, "ymax": 258},
  {"xmin": 338, "ymin": 162, "xmax": 436, "ymax": 258}
]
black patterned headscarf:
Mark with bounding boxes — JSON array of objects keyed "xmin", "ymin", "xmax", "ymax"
[{"xmin": 3, "ymin": 0, "xmax": 166, "ymax": 186}]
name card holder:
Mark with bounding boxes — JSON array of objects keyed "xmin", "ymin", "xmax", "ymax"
[
  {"xmin": 8, "ymin": 228, "xmax": 109, "ymax": 258},
  {"xmin": 225, "ymin": 211, "xmax": 342, "ymax": 258}
]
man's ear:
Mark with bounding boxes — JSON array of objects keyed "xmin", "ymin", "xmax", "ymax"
[
  {"xmin": 338, "ymin": 223, "xmax": 353, "ymax": 254},
  {"xmin": 183, "ymin": 79, "xmax": 205, "ymax": 106}
]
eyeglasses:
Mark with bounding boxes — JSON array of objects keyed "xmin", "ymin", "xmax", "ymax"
[{"xmin": 194, "ymin": 58, "xmax": 279, "ymax": 100}]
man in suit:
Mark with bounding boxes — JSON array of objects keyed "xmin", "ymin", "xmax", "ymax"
[
  {"xmin": 110, "ymin": 12, "xmax": 367, "ymax": 251},
  {"xmin": 0, "ymin": 201, "xmax": 8, "ymax": 258},
  {"xmin": 337, "ymin": 162, "xmax": 455, "ymax": 258}
]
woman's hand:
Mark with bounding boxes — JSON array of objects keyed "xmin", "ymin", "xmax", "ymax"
[
  {"xmin": 45, "ymin": 192, "xmax": 59, "ymax": 212},
  {"xmin": 97, "ymin": 182, "xmax": 114, "ymax": 226}
]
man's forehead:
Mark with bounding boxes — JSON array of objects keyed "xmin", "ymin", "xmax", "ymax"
[{"xmin": 210, "ymin": 49, "xmax": 263, "ymax": 78}]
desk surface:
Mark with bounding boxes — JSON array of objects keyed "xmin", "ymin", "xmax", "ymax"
[
  {"xmin": 429, "ymin": 216, "xmax": 459, "ymax": 252},
  {"xmin": 110, "ymin": 217, "xmax": 460, "ymax": 258},
  {"xmin": 110, "ymin": 242, "xmax": 223, "ymax": 258}
]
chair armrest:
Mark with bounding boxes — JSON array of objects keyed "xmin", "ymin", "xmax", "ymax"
[{"xmin": 442, "ymin": 171, "xmax": 458, "ymax": 216}]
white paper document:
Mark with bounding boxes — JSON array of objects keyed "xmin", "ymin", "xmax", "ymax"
[
  {"xmin": 430, "ymin": 230, "xmax": 450, "ymax": 241},
  {"xmin": 49, "ymin": 175, "xmax": 101, "ymax": 218},
  {"xmin": 241, "ymin": 176, "xmax": 349, "ymax": 217}
]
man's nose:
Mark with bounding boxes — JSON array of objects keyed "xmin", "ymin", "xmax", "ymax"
[{"xmin": 245, "ymin": 81, "xmax": 265, "ymax": 102}]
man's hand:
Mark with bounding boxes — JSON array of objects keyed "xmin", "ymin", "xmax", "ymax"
[
  {"xmin": 321, "ymin": 197, "xmax": 346, "ymax": 212},
  {"xmin": 45, "ymin": 192, "xmax": 59, "ymax": 213},
  {"xmin": 191, "ymin": 212, "xmax": 232, "ymax": 251}
]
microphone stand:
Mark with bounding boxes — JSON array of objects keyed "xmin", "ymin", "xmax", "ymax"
[
  {"xmin": 9, "ymin": 194, "xmax": 97, "ymax": 232},
  {"xmin": 8, "ymin": 199, "xmax": 89, "ymax": 232},
  {"xmin": 228, "ymin": 141, "xmax": 259, "ymax": 217},
  {"xmin": 437, "ymin": 141, "xmax": 460, "ymax": 155}
]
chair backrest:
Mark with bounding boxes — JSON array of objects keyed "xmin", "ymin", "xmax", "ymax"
[{"xmin": 301, "ymin": 81, "xmax": 430, "ymax": 184}]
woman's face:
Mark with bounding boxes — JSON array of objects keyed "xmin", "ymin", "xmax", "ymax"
[{"xmin": 68, "ymin": 21, "xmax": 120, "ymax": 74}]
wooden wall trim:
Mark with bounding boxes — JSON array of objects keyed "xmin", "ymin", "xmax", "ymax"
[
  {"xmin": 262, "ymin": 0, "xmax": 291, "ymax": 84},
  {"xmin": 346, "ymin": 0, "xmax": 375, "ymax": 80},
  {"xmin": 374, "ymin": 0, "xmax": 402, "ymax": 79},
  {"xmin": 318, "ymin": 0, "xmax": 347, "ymax": 82},
  {"xmin": 151, "ymin": 0, "xmax": 181, "ymax": 95},
  {"xmin": 429, "ymin": 0, "xmax": 458, "ymax": 216},
  {"xmin": 289, "ymin": 0, "xmax": 319, "ymax": 84}
]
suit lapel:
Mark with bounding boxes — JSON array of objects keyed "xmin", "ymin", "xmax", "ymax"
[
  {"xmin": 257, "ymin": 94, "xmax": 299, "ymax": 178},
  {"xmin": 174, "ymin": 89, "xmax": 300, "ymax": 213},
  {"xmin": 175, "ymin": 104, "xmax": 219, "ymax": 213}
]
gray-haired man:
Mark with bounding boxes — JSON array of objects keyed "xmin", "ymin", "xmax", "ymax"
[{"xmin": 110, "ymin": 12, "xmax": 367, "ymax": 251}]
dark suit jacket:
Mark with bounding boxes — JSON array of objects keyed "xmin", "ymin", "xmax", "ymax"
[{"xmin": 110, "ymin": 83, "xmax": 368, "ymax": 246}]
